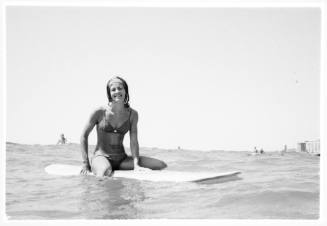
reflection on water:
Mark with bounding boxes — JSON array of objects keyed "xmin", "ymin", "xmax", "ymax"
[{"xmin": 78, "ymin": 177, "xmax": 146, "ymax": 219}]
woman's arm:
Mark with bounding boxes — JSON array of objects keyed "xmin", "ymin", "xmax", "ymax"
[
  {"xmin": 80, "ymin": 108, "xmax": 101, "ymax": 174},
  {"xmin": 129, "ymin": 109, "xmax": 140, "ymax": 169}
]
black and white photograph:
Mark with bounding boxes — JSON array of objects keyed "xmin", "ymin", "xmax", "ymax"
[{"xmin": 2, "ymin": 0, "xmax": 326, "ymax": 222}]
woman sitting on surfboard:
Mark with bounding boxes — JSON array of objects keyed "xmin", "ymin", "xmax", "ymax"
[{"xmin": 80, "ymin": 76, "xmax": 167, "ymax": 177}]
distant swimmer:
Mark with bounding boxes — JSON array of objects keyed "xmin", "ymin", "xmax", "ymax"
[
  {"xmin": 260, "ymin": 148, "xmax": 264, "ymax": 154},
  {"xmin": 248, "ymin": 147, "xmax": 259, "ymax": 156},
  {"xmin": 57, "ymin": 134, "xmax": 67, "ymax": 145},
  {"xmin": 80, "ymin": 76, "xmax": 167, "ymax": 177},
  {"xmin": 280, "ymin": 144, "xmax": 287, "ymax": 155}
]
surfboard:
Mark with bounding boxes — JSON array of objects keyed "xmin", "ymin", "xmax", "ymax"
[{"xmin": 45, "ymin": 164, "xmax": 241, "ymax": 183}]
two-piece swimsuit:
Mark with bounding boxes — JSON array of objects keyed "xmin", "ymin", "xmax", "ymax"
[{"xmin": 93, "ymin": 108, "xmax": 132, "ymax": 170}]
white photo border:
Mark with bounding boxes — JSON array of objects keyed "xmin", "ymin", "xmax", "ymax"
[{"xmin": 1, "ymin": 1, "xmax": 326, "ymax": 226}]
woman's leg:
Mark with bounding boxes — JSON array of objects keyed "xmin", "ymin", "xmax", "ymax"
[
  {"xmin": 91, "ymin": 155, "xmax": 112, "ymax": 177},
  {"xmin": 139, "ymin": 156, "xmax": 167, "ymax": 170},
  {"xmin": 119, "ymin": 156, "xmax": 167, "ymax": 170}
]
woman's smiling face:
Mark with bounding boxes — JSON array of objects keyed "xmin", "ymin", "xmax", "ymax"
[{"xmin": 109, "ymin": 82, "xmax": 126, "ymax": 103}]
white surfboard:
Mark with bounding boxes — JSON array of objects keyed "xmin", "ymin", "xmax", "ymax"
[{"xmin": 45, "ymin": 164, "xmax": 241, "ymax": 183}]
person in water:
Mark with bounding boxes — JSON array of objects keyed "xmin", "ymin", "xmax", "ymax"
[
  {"xmin": 57, "ymin": 134, "xmax": 67, "ymax": 145},
  {"xmin": 80, "ymin": 76, "xmax": 167, "ymax": 177}
]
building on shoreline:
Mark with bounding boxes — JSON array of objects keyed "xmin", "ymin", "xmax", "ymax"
[{"xmin": 297, "ymin": 139, "xmax": 320, "ymax": 154}]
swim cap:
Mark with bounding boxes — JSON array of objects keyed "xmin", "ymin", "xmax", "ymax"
[{"xmin": 108, "ymin": 77, "xmax": 123, "ymax": 87}]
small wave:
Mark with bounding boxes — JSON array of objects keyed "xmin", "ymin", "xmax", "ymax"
[{"xmin": 217, "ymin": 189, "xmax": 319, "ymax": 207}]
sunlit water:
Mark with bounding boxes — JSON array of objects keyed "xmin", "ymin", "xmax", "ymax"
[{"xmin": 6, "ymin": 142, "xmax": 319, "ymax": 219}]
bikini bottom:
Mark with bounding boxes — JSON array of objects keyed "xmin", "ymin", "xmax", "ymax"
[{"xmin": 92, "ymin": 151, "xmax": 128, "ymax": 170}]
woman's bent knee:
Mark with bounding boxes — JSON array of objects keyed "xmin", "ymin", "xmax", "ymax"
[
  {"xmin": 93, "ymin": 166, "xmax": 112, "ymax": 177},
  {"xmin": 156, "ymin": 161, "xmax": 167, "ymax": 170},
  {"xmin": 149, "ymin": 160, "xmax": 167, "ymax": 170},
  {"xmin": 162, "ymin": 161, "xmax": 168, "ymax": 169},
  {"xmin": 91, "ymin": 156, "xmax": 112, "ymax": 176},
  {"xmin": 139, "ymin": 156, "xmax": 167, "ymax": 170}
]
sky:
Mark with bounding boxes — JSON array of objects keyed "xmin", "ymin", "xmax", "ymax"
[{"xmin": 5, "ymin": 6, "xmax": 321, "ymax": 151}]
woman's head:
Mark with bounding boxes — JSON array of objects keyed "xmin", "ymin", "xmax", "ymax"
[{"xmin": 106, "ymin": 76, "xmax": 130, "ymax": 108}]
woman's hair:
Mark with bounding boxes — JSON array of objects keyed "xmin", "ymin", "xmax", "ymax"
[{"xmin": 106, "ymin": 76, "xmax": 130, "ymax": 108}]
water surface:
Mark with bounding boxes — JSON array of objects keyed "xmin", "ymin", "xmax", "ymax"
[{"xmin": 6, "ymin": 143, "xmax": 319, "ymax": 219}]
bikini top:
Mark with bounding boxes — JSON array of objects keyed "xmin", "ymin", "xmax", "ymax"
[{"xmin": 98, "ymin": 108, "xmax": 132, "ymax": 135}]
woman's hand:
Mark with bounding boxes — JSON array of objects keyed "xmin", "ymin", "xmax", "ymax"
[{"xmin": 80, "ymin": 163, "xmax": 91, "ymax": 175}]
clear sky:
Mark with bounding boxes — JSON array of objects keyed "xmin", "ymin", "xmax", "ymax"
[{"xmin": 6, "ymin": 6, "xmax": 321, "ymax": 151}]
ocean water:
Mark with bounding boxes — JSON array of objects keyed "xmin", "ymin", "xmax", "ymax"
[{"xmin": 6, "ymin": 142, "xmax": 319, "ymax": 219}]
